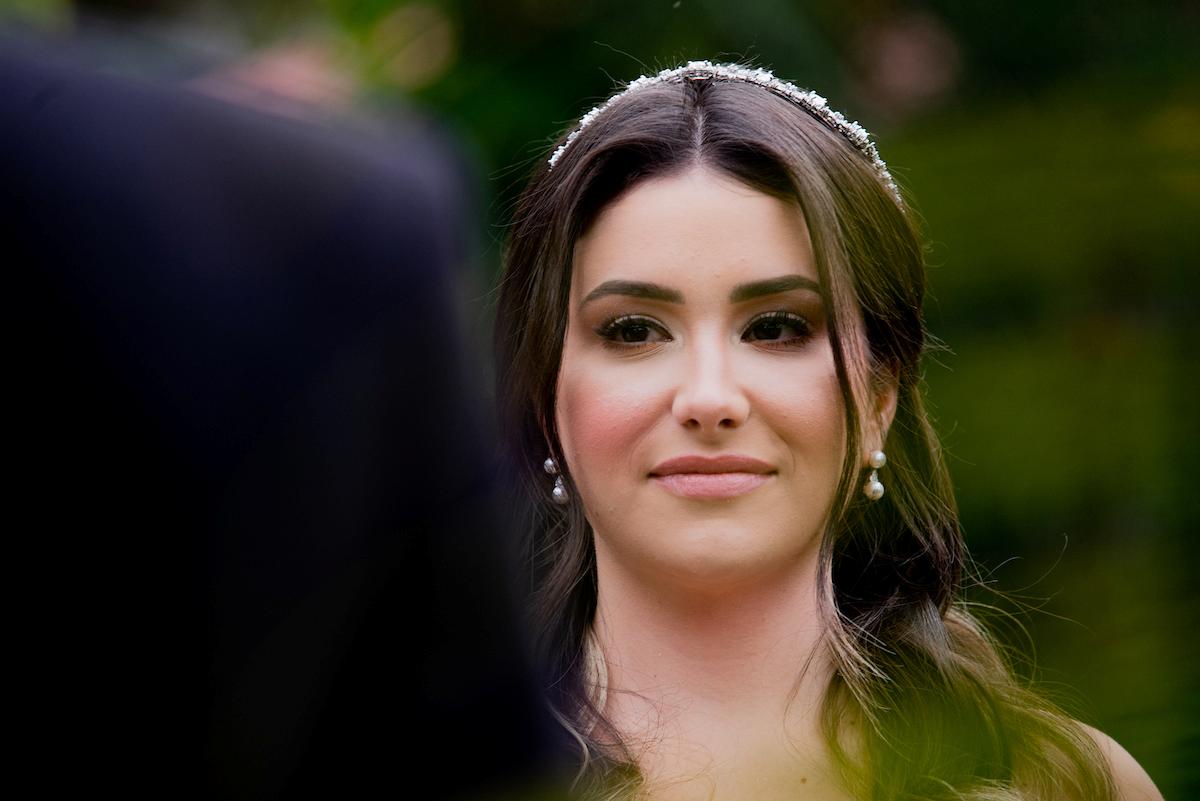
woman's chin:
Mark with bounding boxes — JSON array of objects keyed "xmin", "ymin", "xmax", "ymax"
[{"xmin": 614, "ymin": 525, "xmax": 819, "ymax": 595}]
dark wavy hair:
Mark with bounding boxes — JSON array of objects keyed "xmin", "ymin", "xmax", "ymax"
[{"xmin": 494, "ymin": 70, "xmax": 1114, "ymax": 800}]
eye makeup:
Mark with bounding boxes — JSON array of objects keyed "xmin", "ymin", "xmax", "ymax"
[
  {"xmin": 595, "ymin": 315, "xmax": 672, "ymax": 349},
  {"xmin": 593, "ymin": 307, "xmax": 819, "ymax": 353},
  {"xmin": 741, "ymin": 311, "xmax": 814, "ymax": 349}
]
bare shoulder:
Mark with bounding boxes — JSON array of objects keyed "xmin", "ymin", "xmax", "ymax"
[{"xmin": 1080, "ymin": 723, "xmax": 1164, "ymax": 801}]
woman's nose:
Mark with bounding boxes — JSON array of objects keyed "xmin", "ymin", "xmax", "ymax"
[{"xmin": 670, "ymin": 337, "xmax": 751, "ymax": 433}]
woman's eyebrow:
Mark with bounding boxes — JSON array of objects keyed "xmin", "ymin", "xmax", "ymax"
[
  {"xmin": 579, "ymin": 280, "xmax": 684, "ymax": 310},
  {"xmin": 729, "ymin": 275, "xmax": 821, "ymax": 302}
]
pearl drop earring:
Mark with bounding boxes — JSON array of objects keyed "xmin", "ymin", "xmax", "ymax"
[
  {"xmin": 863, "ymin": 450, "xmax": 886, "ymax": 501},
  {"xmin": 544, "ymin": 457, "xmax": 569, "ymax": 505}
]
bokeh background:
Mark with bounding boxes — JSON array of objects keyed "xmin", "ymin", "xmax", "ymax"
[{"xmin": 6, "ymin": 0, "xmax": 1196, "ymax": 796}]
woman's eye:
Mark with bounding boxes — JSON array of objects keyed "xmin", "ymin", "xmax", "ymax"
[
  {"xmin": 596, "ymin": 316, "xmax": 671, "ymax": 346},
  {"xmin": 742, "ymin": 312, "xmax": 812, "ymax": 346}
]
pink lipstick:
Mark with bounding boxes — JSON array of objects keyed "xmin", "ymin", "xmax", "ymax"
[{"xmin": 649, "ymin": 455, "xmax": 774, "ymax": 500}]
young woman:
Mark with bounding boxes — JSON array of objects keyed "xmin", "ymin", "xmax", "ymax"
[{"xmin": 494, "ymin": 61, "xmax": 1161, "ymax": 801}]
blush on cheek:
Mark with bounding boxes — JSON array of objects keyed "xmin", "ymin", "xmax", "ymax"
[{"xmin": 556, "ymin": 373, "xmax": 661, "ymax": 481}]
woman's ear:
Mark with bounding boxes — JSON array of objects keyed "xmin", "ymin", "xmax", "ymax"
[
  {"xmin": 866, "ymin": 374, "xmax": 899, "ymax": 459},
  {"xmin": 540, "ymin": 410, "xmax": 566, "ymax": 468}
]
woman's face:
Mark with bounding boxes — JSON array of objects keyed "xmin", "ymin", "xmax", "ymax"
[{"xmin": 555, "ymin": 166, "xmax": 851, "ymax": 591}]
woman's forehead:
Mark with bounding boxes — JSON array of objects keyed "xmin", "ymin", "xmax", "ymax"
[{"xmin": 570, "ymin": 166, "xmax": 816, "ymax": 302}]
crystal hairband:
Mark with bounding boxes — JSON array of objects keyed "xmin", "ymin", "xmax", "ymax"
[{"xmin": 548, "ymin": 60, "xmax": 901, "ymax": 205}]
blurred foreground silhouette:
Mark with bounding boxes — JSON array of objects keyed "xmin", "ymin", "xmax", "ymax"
[{"xmin": 4, "ymin": 28, "xmax": 565, "ymax": 800}]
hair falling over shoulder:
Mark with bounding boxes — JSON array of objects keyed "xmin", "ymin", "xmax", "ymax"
[{"xmin": 494, "ymin": 68, "xmax": 1116, "ymax": 801}]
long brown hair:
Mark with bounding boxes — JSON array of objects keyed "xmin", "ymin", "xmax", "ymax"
[{"xmin": 494, "ymin": 72, "xmax": 1113, "ymax": 800}]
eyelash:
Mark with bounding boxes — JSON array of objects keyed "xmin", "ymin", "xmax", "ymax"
[
  {"xmin": 595, "ymin": 315, "xmax": 669, "ymax": 348},
  {"xmin": 595, "ymin": 312, "xmax": 814, "ymax": 351},
  {"xmin": 743, "ymin": 311, "xmax": 814, "ymax": 348}
]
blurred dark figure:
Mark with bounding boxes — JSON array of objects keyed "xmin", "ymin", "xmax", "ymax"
[{"xmin": 3, "ymin": 29, "xmax": 563, "ymax": 801}]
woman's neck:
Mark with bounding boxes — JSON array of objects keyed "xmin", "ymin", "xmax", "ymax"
[{"xmin": 591, "ymin": 545, "xmax": 847, "ymax": 799}]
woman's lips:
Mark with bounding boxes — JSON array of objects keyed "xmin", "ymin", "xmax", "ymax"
[
  {"xmin": 649, "ymin": 455, "xmax": 775, "ymax": 499},
  {"xmin": 652, "ymin": 472, "xmax": 772, "ymax": 499}
]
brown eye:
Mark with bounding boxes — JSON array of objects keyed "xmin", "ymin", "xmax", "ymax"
[
  {"xmin": 596, "ymin": 315, "xmax": 671, "ymax": 347},
  {"xmin": 743, "ymin": 312, "xmax": 812, "ymax": 346},
  {"xmin": 616, "ymin": 321, "xmax": 652, "ymax": 342}
]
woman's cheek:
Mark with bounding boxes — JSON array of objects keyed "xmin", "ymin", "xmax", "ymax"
[{"xmin": 556, "ymin": 361, "xmax": 664, "ymax": 484}]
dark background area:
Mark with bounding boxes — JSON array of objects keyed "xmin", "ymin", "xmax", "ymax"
[{"xmin": 5, "ymin": 0, "xmax": 1196, "ymax": 796}]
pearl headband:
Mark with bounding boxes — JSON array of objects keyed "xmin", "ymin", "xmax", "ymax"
[{"xmin": 548, "ymin": 60, "xmax": 901, "ymax": 205}]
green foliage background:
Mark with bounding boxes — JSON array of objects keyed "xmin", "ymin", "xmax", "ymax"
[{"xmin": 9, "ymin": 0, "xmax": 1195, "ymax": 794}]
